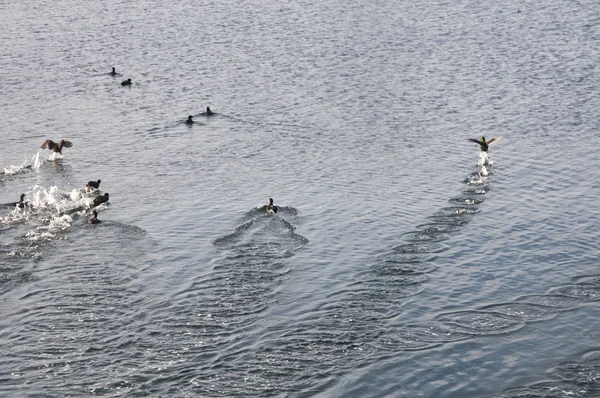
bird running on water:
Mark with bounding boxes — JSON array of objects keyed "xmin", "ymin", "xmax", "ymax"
[
  {"xmin": 41, "ymin": 139, "xmax": 73, "ymax": 154},
  {"xmin": 467, "ymin": 136, "xmax": 502, "ymax": 152}
]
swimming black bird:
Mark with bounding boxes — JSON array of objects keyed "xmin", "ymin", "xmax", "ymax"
[
  {"xmin": 109, "ymin": 67, "xmax": 117, "ymax": 76},
  {"xmin": 93, "ymin": 193, "xmax": 109, "ymax": 207},
  {"xmin": 202, "ymin": 107, "xmax": 214, "ymax": 116},
  {"xmin": 265, "ymin": 198, "xmax": 278, "ymax": 215},
  {"xmin": 121, "ymin": 78, "xmax": 132, "ymax": 86},
  {"xmin": 41, "ymin": 139, "xmax": 73, "ymax": 153},
  {"xmin": 88, "ymin": 210, "xmax": 101, "ymax": 224},
  {"xmin": 9, "ymin": 193, "xmax": 27, "ymax": 209},
  {"xmin": 185, "ymin": 115, "xmax": 194, "ymax": 125},
  {"xmin": 467, "ymin": 136, "xmax": 500, "ymax": 152},
  {"xmin": 86, "ymin": 179, "xmax": 101, "ymax": 190}
]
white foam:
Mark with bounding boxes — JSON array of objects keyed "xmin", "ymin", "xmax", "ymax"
[
  {"xmin": 27, "ymin": 214, "xmax": 73, "ymax": 242},
  {"xmin": 47, "ymin": 152, "xmax": 63, "ymax": 161},
  {"xmin": 477, "ymin": 152, "xmax": 492, "ymax": 167},
  {"xmin": 3, "ymin": 151, "xmax": 44, "ymax": 175}
]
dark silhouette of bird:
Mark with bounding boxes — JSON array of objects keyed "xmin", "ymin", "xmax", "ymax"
[
  {"xmin": 109, "ymin": 67, "xmax": 117, "ymax": 76},
  {"xmin": 121, "ymin": 78, "xmax": 132, "ymax": 86},
  {"xmin": 202, "ymin": 106, "xmax": 214, "ymax": 116},
  {"xmin": 41, "ymin": 139, "xmax": 73, "ymax": 153},
  {"xmin": 86, "ymin": 180, "xmax": 101, "ymax": 190},
  {"xmin": 88, "ymin": 210, "xmax": 101, "ymax": 224},
  {"xmin": 265, "ymin": 198, "xmax": 278, "ymax": 215},
  {"xmin": 185, "ymin": 115, "xmax": 194, "ymax": 124},
  {"xmin": 93, "ymin": 193, "xmax": 109, "ymax": 207},
  {"xmin": 8, "ymin": 193, "xmax": 27, "ymax": 209},
  {"xmin": 467, "ymin": 136, "xmax": 501, "ymax": 152}
]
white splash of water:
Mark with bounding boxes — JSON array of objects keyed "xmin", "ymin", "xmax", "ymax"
[
  {"xmin": 0, "ymin": 206, "xmax": 31, "ymax": 224},
  {"xmin": 47, "ymin": 152, "xmax": 62, "ymax": 161},
  {"xmin": 31, "ymin": 151, "xmax": 42, "ymax": 169},
  {"xmin": 479, "ymin": 165, "xmax": 490, "ymax": 177},
  {"xmin": 26, "ymin": 214, "xmax": 73, "ymax": 242},
  {"xmin": 3, "ymin": 151, "xmax": 44, "ymax": 175},
  {"xmin": 477, "ymin": 152, "xmax": 492, "ymax": 167}
]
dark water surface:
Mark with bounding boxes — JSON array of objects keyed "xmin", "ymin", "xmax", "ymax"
[{"xmin": 1, "ymin": 0, "xmax": 599, "ymax": 396}]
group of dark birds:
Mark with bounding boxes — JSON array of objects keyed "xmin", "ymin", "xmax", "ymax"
[
  {"xmin": 9, "ymin": 140, "xmax": 109, "ymax": 224},
  {"xmin": 8, "ymin": 66, "xmax": 218, "ymax": 225},
  {"xmin": 111, "ymin": 67, "xmax": 213, "ymax": 125},
  {"xmin": 10, "ymin": 67, "xmax": 501, "ymax": 226}
]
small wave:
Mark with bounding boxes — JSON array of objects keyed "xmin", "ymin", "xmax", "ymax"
[
  {"xmin": 375, "ymin": 323, "xmax": 471, "ymax": 352},
  {"xmin": 449, "ymin": 196, "xmax": 485, "ymax": 205},
  {"xmin": 436, "ymin": 310, "xmax": 525, "ymax": 335},
  {"xmin": 242, "ymin": 205, "xmax": 299, "ymax": 224},
  {"xmin": 214, "ymin": 209, "xmax": 308, "ymax": 257},
  {"xmin": 463, "ymin": 187, "xmax": 489, "ymax": 195},
  {"xmin": 494, "ymin": 352, "xmax": 600, "ymax": 397}
]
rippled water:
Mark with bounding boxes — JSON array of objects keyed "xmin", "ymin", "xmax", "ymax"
[{"xmin": 1, "ymin": 0, "xmax": 599, "ymax": 396}]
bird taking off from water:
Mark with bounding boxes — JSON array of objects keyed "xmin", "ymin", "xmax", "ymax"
[
  {"xmin": 41, "ymin": 139, "xmax": 73, "ymax": 153},
  {"xmin": 467, "ymin": 136, "xmax": 503, "ymax": 152}
]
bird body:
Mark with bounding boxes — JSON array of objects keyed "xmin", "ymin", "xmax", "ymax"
[
  {"xmin": 86, "ymin": 180, "xmax": 101, "ymax": 190},
  {"xmin": 265, "ymin": 198, "xmax": 278, "ymax": 215},
  {"xmin": 93, "ymin": 193, "xmax": 109, "ymax": 207},
  {"xmin": 41, "ymin": 139, "xmax": 73, "ymax": 153},
  {"xmin": 8, "ymin": 193, "xmax": 28, "ymax": 209},
  {"xmin": 467, "ymin": 136, "xmax": 502, "ymax": 152},
  {"xmin": 16, "ymin": 193, "xmax": 26, "ymax": 208},
  {"xmin": 88, "ymin": 210, "xmax": 100, "ymax": 224},
  {"xmin": 121, "ymin": 78, "xmax": 132, "ymax": 86}
]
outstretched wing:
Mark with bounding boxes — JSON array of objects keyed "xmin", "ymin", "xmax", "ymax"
[
  {"xmin": 467, "ymin": 138, "xmax": 482, "ymax": 145},
  {"xmin": 41, "ymin": 139, "xmax": 56, "ymax": 149},
  {"xmin": 487, "ymin": 136, "xmax": 503, "ymax": 146},
  {"xmin": 60, "ymin": 140, "xmax": 73, "ymax": 148}
]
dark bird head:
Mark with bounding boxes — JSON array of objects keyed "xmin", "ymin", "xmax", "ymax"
[
  {"xmin": 206, "ymin": 106, "xmax": 213, "ymax": 115},
  {"xmin": 480, "ymin": 136, "xmax": 486, "ymax": 143},
  {"xmin": 268, "ymin": 198, "xmax": 274, "ymax": 205},
  {"xmin": 20, "ymin": 193, "xmax": 25, "ymax": 201}
]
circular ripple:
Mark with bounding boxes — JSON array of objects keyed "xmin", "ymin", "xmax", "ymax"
[{"xmin": 436, "ymin": 310, "xmax": 525, "ymax": 335}]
